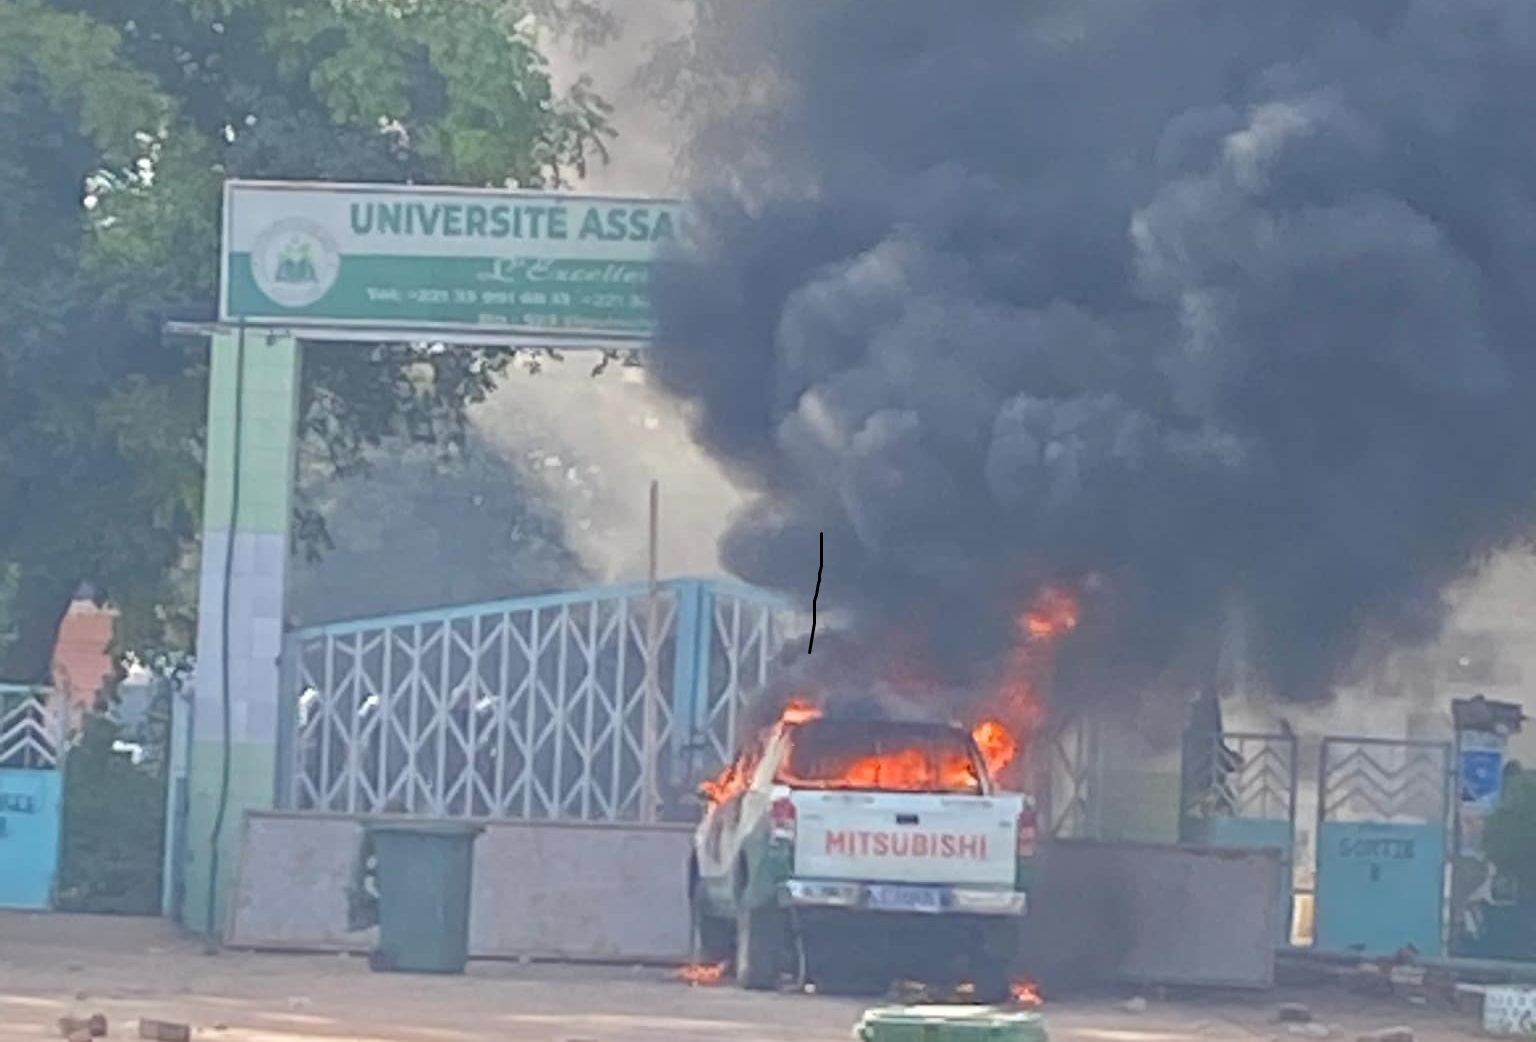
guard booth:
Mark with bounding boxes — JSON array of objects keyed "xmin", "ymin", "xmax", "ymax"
[{"xmin": 0, "ymin": 686, "xmax": 65, "ymax": 909}]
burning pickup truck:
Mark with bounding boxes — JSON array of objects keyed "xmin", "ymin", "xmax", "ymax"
[{"xmin": 687, "ymin": 703, "xmax": 1036, "ymax": 999}]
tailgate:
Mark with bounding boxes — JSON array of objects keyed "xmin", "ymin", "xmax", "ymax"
[{"xmin": 791, "ymin": 790, "xmax": 1020, "ymax": 886}]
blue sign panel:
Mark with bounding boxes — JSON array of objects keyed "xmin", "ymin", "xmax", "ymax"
[
  {"xmin": 1460, "ymin": 749, "xmax": 1504, "ymax": 810},
  {"xmin": 1315, "ymin": 821, "xmax": 1444, "ymax": 956},
  {"xmin": 0, "ymin": 768, "xmax": 63, "ymax": 909}
]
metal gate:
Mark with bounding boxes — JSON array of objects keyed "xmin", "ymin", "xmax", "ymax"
[
  {"xmin": 1181, "ymin": 729, "xmax": 1299, "ymax": 943},
  {"xmin": 1041, "ymin": 713, "xmax": 1104, "ymax": 839},
  {"xmin": 1314, "ymin": 737, "xmax": 1451, "ymax": 956},
  {"xmin": 0, "ymin": 687, "xmax": 64, "ymax": 909},
  {"xmin": 281, "ymin": 578, "xmax": 794, "ymax": 823}
]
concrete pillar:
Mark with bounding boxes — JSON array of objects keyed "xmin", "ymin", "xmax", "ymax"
[{"xmin": 181, "ymin": 329, "xmax": 300, "ymax": 938}]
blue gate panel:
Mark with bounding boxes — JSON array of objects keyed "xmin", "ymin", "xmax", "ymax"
[
  {"xmin": 0, "ymin": 768, "xmax": 63, "ymax": 910},
  {"xmin": 1199, "ymin": 817, "xmax": 1291, "ymax": 852},
  {"xmin": 1315, "ymin": 821, "xmax": 1444, "ymax": 956}
]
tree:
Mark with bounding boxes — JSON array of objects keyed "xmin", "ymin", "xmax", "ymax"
[
  {"xmin": 0, "ymin": 0, "xmax": 185, "ymax": 681},
  {"xmin": 1485, "ymin": 770, "xmax": 1536, "ymax": 897},
  {"xmin": 54, "ymin": 708, "xmax": 168, "ymax": 915},
  {"xmin": 0, "ymin": 0, "xmax": 616, "ymax": 680},
  {"xmin": 287, "ymin": 430, "xmax": 590, "ymax": 626}
]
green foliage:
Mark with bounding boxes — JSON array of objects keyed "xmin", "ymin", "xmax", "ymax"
[
  {"xmin": 55, "ymin": 709, "xmax": 167, "ymax": 915},
  {"xmin": 1484, "ymin": 771, "xmax": 1536, "ymax": 895},
  {"xmin": 290, "ymin": 430, "xmax": 588, "ymax": 625},
  {"xmin": 0, "ymin": 0, "xmax": 186, "ymax": 681},
  {"xmin": 0, "ymin": 0, "xmax": 616, "ymax": 678},
  {"xmin": 0, "ymin": 2, "xmax": 168, "ymax": 164}
]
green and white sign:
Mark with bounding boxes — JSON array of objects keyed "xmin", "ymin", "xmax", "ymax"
[{"xmin": 220, "ymin": 180, "xmax": 684, "ymax": 343}]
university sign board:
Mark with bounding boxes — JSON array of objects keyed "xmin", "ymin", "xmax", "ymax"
[{"xmin": 219, "ymin": 180, "xmax": 685, "ymax": 344}]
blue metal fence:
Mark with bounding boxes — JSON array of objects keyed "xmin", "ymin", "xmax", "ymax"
[
  {"xmin": 280, "ymin": 578, "xmax": 798, "ymax": 824},
  {"xmin": 0, "ymin": 686, "xmax": 64, "ymax": 909}
]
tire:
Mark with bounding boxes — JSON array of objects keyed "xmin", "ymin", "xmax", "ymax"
[
  {"xmin": 691, "ymin": 886, "xmax": 734, "ymax": 963},
  {"xmin": 734, "ymin": 901, "xmax": 786, "ymax": 991},
  {"xmin": 970, "ymin": 959, "xmax": 1012, "ymax": 1006},
  {"xmin": 971, "ymin": 920, "xmax": 1021, "ymax": 1005}
]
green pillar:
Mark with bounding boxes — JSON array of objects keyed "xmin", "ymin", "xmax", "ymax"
[{"xmin": 181, "ymin": 329, "xmax": 300, "ymax": 938}]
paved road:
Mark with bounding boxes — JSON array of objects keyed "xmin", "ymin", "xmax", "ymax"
[{"xmin": 0, "ymin": 913, "xmax": 1488, "ymax": 1042}]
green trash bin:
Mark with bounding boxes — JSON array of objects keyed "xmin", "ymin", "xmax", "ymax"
[
  {"xmin": 363, "ymin": 820, "xmax": 484, "ymax": 975},
  {"xmin": 856, "ymin": 1006, "xmax": 1049, "ymax": 1042}
]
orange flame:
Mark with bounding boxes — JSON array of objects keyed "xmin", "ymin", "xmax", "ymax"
[
  {"xmin": 981, "ymin": 585, "xmax": 1080, "ymax": 790},
  {"xmin": 1022, "ymin": 586, "xmax": 1079, "ymax": 641},
  {"xmin": 780, "ymin": 697, "xmax": 823, "ymax": 725},
  {"xmin": 810, "ymin": 744, "xmax": 980, "ymax": 793},
  {"xmin": 699, "ymin": 697, "xmax": 824, "ymax": 804},
  {"xmin": 696, "ymin": 586, "xmax": 1081, "ymax": 804},
  {"xmin": 971, "ymin": 719, "xmax": 1019, "ymax": 781},
  {"xmin": 677, "ymin": 961, "xmax": 727, "ymax": 986},
  {"xmin": 762, "ymin": 696, "xmax": 988, "ymax": 795},
  {"xmin": 1011, "ymin": 979, "xmax": 1045, "ymax": 1008}
]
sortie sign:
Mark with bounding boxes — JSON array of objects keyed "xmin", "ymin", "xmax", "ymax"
[{"xmin": 220, "ymin": 180, "xmax": 684, "ymax": 343}]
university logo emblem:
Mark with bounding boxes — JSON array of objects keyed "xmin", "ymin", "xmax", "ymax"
[{"xmin": 250, "ymin": 218, "xmax": 341, "ymax": 308}]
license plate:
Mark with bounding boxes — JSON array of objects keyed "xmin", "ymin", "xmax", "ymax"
[{"xmin": 866, "ymin": 884, "xmax": 945, "ymax": 912}]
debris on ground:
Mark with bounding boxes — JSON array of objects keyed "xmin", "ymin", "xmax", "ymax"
[
  {"xmin": 137, "ymin": 1020, "xmax": 191, "ymax": 1042},
  {"xmin": 59, "ymin": 1014, "xmax": 108, "ymax": 1040},
  {"xmin": 1278, "ymin": 1003, "xmax": 1315, "ymax": 1023},
  {"xmin": 1356, "ymin": 1028, "xmax": 1414, "ymax": 1042},
  {"xmin": 1347, "ymin": 965, "xmax": 1398, "ymax": 998},
  {"xmin": 1285, "ymin": 950, "xmax": 1473, "ymax": 1010}
]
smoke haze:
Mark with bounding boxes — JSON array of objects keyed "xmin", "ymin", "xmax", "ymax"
[
  {"xmin": 472, "ymin": 364, "xmax": 744, "ymax": 583},
  {"xmin": 648, "ymin": 0, "xmax": 1536, "ymax": 706},
  {"xmin": 539, "ymin": 0, "xmax": 689, "ymax": 195},
  {"xmin": 470, "ymin": 0, "xmax": 743, "ymax": 588}
]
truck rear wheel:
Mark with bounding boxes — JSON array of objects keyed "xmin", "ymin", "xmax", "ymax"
[
  {"xmin": 734, "ymin": 902, "xmax": 785, "ymax": 991},
  {"xmin": 971, "ymin": 920, "xmax": 1020, "ymax": 1005},
  {"xmin": 691, "ymin": 888, "xmax": 733, "ymax": 963},
  {"xmin": 970, "ymin": 960, "xmax": 1012, "ymax": 1006}
]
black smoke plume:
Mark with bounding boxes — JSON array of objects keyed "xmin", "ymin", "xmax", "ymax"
[{"xmin": 648, "ymin": 0, "xmax": 1536, "ymax": 706}]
